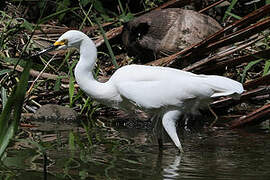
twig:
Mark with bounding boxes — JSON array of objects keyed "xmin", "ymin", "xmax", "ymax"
[
  {"xmin": 199, "ymin": 48, "xmax": 270, "ymax": 73},
  {"xmin": 211, "ymin": 86, "xmax": 270, "ymax": 109},
  {"xmin": 2, "ymin": 63, "xmax": 69, "ymax": 83},
  {"xmin": 181, "ymin": 17, "xmax": 270, "ymax": 68},
  {"xmin": 154, "ymin": 0, "xmax": 191, "ymax": 10},
  {"xmin": 209, "ymin": 105, "xmax": 219, "ymax": 128},
  {"xmin": 199, "ymin": 0, "xmax": 227, "ymax": 13},
  {"xmin": 183, "ymin": 35, "xmax": 262, "ymax": 71},
  {"xmin": 204, "ymin": 18, "xmax": 270, "ymax": 54},
  {"xmin": 229, "ymin": 103, "xmax": 270, "ymax": 128},
  {"xmin": 94, "ymin": 26, "xmax": 123, "ymax": 47},
  {"xmin": 134, "ymin": 0, "xmax": 191, "ymax": 17},
  {"xmin": 27, "ymin": 55, "xmax": 56, "ymax": 95},
  {"xmin": 244, "ymin": 73, "xmax": 270, "ymax": 89}
]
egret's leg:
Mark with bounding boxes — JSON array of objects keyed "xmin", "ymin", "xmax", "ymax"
[
  {"xmin": 152, "ymin": 114, "xmax": 159, "ymax": 133},
  {"xmin": 150, "ymin": 114, "xmax": 163, "ymax": 149},
  {"xmin": 157, "ymin": 116, "xmax": 164, "ymax": 150},
  {"xmin": 151, "ymin": 114, "xmax": 164, "ymax": 150},
  {"xmin": 162, "ymin": 110, "xmax": 183, "ymax": 153}
]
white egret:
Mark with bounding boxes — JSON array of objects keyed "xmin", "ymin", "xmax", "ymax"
[{"xmin": 50, "ymin": 30, "xmax": 243, "ymax": 153}]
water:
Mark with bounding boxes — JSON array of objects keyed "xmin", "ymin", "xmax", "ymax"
[
  {"xmin": 1, "ymin": 121, "xmax": 270, "ymax": 179},
  {"xmin": 109, "ymin": 127, "xmax": 270, "ymax": 180}
]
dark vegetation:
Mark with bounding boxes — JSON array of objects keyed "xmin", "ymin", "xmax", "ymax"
[{"xmin": 0, "ymin": 0, "xmax": 270, "ymax": 179}]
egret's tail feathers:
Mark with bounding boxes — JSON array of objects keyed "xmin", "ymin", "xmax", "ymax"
[{"xmin": 204, "ymin": 75, "xmax": 244, "ymax": 98}]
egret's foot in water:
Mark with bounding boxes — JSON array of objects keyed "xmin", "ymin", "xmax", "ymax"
[{"xmin": 178, "ymin": 146, "xmax": 184, "ymax": 154}]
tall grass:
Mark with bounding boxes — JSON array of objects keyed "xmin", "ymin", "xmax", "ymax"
[
  {"xmin": 222, "ymin": 0, "xmax": 239, "ymax": 22},
  {"xmin": 0, "ymin": 62, "xmax": 31, "ymax": 159}
]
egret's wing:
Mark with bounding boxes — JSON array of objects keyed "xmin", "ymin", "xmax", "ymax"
[
  {"xmin": 116, "ymin": 79, "xmax": 212, "ymax": 109},
  {"xmin": 112, "ymin": 65, "xmax": 243, "ymax": 109}
]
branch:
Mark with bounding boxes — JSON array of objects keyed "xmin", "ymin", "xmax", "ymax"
[{"xmin": 229, "ymin": 104, "xmax": 270, "ymax": 128}]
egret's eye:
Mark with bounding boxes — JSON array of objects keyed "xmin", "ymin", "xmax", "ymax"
[
  {"xmin": 54, "ymin": 39, "xmax": 68, "ymax": 46},
  {"xmin": 63, "ymin": 39, "xmax": 68, "ymax": 44}
]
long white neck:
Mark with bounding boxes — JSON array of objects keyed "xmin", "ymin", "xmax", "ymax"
[{"xmin": 74, "ymin": 37, "xmax": 109, "ymax": 99}]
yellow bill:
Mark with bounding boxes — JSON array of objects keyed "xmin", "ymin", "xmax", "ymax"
[{"xmin": 54, "ymin": 40, "xmax": 66, "ymax": 46}]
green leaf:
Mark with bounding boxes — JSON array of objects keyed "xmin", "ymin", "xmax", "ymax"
[
  {"xmin": 20, "ymin": 19, "xmax": 34, "ymax": 31},
  {"xmin": 80, "ymin": 0, "xmax": 91, "ymax": 7},
  {"xmin": 118, "ymin": 0, "xmax": 125, "ymax": 14},
  {"xmin": 0, "ymin": 69, "xmax": 11, "ymax": 76},
  {"xmin": 19, "ymin": 139, "xmax": 46, "ymax": 153},
  {"xmin": 68, "ymin": 131, "xmax": 75, "ymax": 151},
  {"xmin": 100, "ymin": 14, "xmax": 113, "ymax": 22},
  {"xmin": 57, "ymin": 0, "xmax": 71, "ymax": 21},
  {"xmin": 241, "ymin": 59, "xmax": 262, "ymax": 83},
  {"xmin": 0, "ymin": 120, "xmax": 17, "ymax": 158},
  {"xmin": 224, "ymin": 11, "xmax": 241, "ymax": 20},
  {"xmin": 3, "ymin": 57, "xmax": 27, "ymax": 66},
  {"xmin": 222, "ymin": 0, "xmax": 238, "ymax": 22},
  {"xmin": 0, "ymin": 90, "xmax": 15, "ymax": 138},
  {"xmin": 93, "ymin": 0, "xmax": 106, "ymax": 14},
  {"xmin": 68, "ymin": 61, "xmax": 77, "ymax": 107},
  {"xmin": 39, "ymin": 7, "xmax": 78, "ymax": 24},
  {"xmin": 80, "ymin": 97, "xmax": 90, "ymax": 114},
  {"xmin": 0, "ymin": 61, "xmax": 31, "ymax": 158},
  {"xmin": 54, "ymin": 77, "xmax": 61, "ymax": 91},
  {"xmin": 95, "ymin": 16, "xmax": 119, "ymax": 68},
  {"xmin": 263, "ymin": 59, "xmax": 270, "ymax": 76},
  {"xmin": 119, "ymin": 12, "xmax": 134, "ymax": 23},
  {"xmin": 79, "ymin": 170, "xmax": 88, "ymax": 179},
  {"xmin": 69, "ymin": 77, "xmax": 75, "ymax": 106},
  {"xmin": 1, "ymin": 87, "xmax": 7, "ymax": 108}
]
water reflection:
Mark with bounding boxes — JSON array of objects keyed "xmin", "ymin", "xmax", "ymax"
[
  {"xmin": 117, "ymin": 125, "xmax": 270, "ymax": 180},
  {"xmin": 162, "ymin": 155, "xmax": 181, "ymax": 179},
  {"xmin": 3, "ymin": 122, "xmax": 270, "ymax": 179}
]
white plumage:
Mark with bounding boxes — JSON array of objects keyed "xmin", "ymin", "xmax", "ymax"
[{"xmin": 52, "ymin": 30, "xmax": 244, "ymax": 153}]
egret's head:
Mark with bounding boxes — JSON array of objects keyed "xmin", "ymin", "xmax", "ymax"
[
  {"xmin": 32, "ymin": 30, "xmax": 91, "ymax": 57},
  {"xmin": 53, "ymin": 30, "xmax": 87, "ymax": 50}
]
